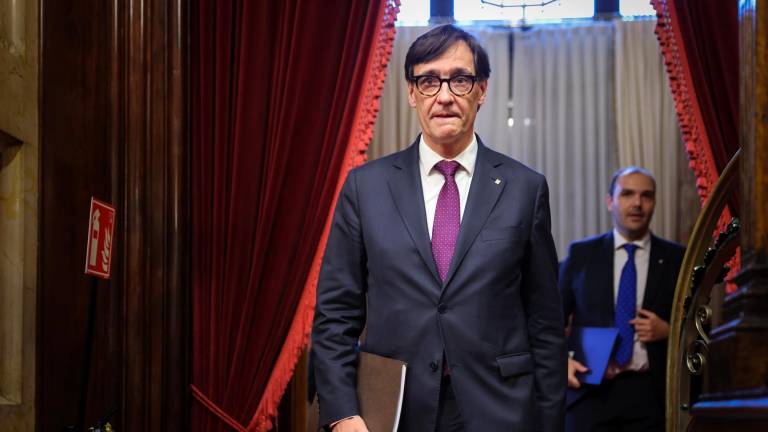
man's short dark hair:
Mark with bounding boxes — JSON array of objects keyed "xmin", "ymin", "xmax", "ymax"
[
  {"xmin": 608, "ymin": 166, "xmax": 657, "ymax": 196},
  {"xmin": 404, "ymin": 25, "xmax": 491, "ymax": 82}
]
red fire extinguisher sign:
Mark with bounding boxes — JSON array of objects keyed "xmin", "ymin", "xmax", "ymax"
[{"xmin": 84, "ymin": 197, "xmax": 116, "ymax": 279}]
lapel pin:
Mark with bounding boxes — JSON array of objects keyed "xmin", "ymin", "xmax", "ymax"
[
  {"xmin": 494, "ymin": 178, "xmax": 501, "ymax": 185},
  {"xmin": 658, "ymin": 259, "xmax": 664, "ymax": 264}
]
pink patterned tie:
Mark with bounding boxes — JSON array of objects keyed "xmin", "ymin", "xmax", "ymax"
[{"xmin": 432, "ymin": 160, "xmax": 461, "ymax": 282}]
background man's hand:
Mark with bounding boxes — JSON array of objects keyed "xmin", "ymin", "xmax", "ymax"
[
  {"xmin": 567, "ymin": 358, "xmax": 588, "ymax": 388},
  {"xmin": 629, "ymin": 308, "xmax": 669, "ymax": 343},
  {"xmin": 332, "ymin": 415, "xmax": 368, "ymax": 432}
]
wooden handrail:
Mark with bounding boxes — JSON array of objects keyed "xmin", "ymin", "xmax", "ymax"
[{"xmin": 666, "ymin": 149, "xmax": 741, "ymax": 431}]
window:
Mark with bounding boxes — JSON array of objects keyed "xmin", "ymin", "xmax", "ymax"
[
  {"xmin": 620, "ymin": 0, "xmax": 655, "ymax": 17},
  {"xmin": 455, "ymin": 0, "xmax": 594, "ymax": 23},
  {"xmin": 397, "ymin": 0, "xmax": 431, "ymax": 24},
  {"xmin": 396, "ymin": 1, "xmax": 656, "ymax": 25}
]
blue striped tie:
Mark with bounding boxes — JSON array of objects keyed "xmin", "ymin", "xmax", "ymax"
[{"xmin": 614, "ymin": 244, "xmax": 638, "ymax": 365}]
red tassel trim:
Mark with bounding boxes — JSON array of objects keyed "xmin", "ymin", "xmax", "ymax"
[
  {"xmin": 651, "ymin": 0, "xmax": 738, "ymax": 292},
  {"xmin": 246, "ymin": 2, "xmax": 400, "ymax": 431},
  {"xmin": 651, "ymin": 0, "xmax": 721, "ymax": 205}
]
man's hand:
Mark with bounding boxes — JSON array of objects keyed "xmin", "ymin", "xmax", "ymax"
[
  {"xmin": 629, "ymin": 308, "xmax": 669, "ymax": 343},
  {"xmin": 332, "ymin": 415, "xmax": 368, "ymax": 432},
  {"xmin": 567, "ymin": 358, "xmax": 588, "ymax": 389}
]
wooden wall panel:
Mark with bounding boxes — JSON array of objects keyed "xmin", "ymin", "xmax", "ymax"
[
  {"xmin": 39, "ymin": 0, "xmax": 188, "ymax": 430},
  {"xmin": 39, "ymin": 1, "xmax": 115, "ymax": 429},
  {"xmin": 686, "ymin": 0, "xmax": 768, "ymax": 429}
]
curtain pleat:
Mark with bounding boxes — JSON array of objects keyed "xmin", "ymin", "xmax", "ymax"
[
  {"xmin": 508, "ymin": 23, "xmax": 617, "ymax": 257},
  {"xmin": 652, "ymin": 0, "xmax": 740, "ymax": 290},
  {"xmin": 615, "ymin": 19, "xmax": 699, "ymax": 243},
  {"xmin": 190, "ymin": 1, "xmax": 398, "ymax": 431},
  {"xmin": 651, "ymin": 0, "xmax": 739, "ymax": 206}
]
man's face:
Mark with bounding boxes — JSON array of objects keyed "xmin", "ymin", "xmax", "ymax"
[
  {"xmin": 606, "ymin": 173, "xmax": 656, "ymax": 240},
  {"xmin": 408, "ymin": 41, "xmax": 487, "ymax": 152}
]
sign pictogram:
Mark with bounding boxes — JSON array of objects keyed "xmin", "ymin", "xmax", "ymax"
[{"xmin": 84, "ymin": 197, "xmax": 116, "ymax": 279}]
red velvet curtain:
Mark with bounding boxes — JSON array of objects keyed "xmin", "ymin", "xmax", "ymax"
[
  {"xmin": 673, "ymin": 0, "xmax": 739, "ymax": 175},
  {"xmin": 653, "ymin": 0, "xmax": 739, "ymax": 206},
  {"xmin": 652, "ymin": 0, "xmax": 740, "ymax": 290},
  {"xmin": 190, "ymin": 1, "xmax": 397, "ymax": 431}
]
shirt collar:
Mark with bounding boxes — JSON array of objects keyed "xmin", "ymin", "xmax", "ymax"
[
  {"xmin": 613, "ymin": 228, "xmax": 651, "ymax": 251},
  {"xmin": 418, "ymin": 134, "xmax": 478, "ymax": 178}
]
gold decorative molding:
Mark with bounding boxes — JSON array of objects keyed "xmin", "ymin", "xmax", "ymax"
[{"xmin": 666, "ymin": 149, "xmax": 741, "ymax": 431}]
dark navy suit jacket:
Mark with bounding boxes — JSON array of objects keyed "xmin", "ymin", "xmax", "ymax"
[
  {"xmin": 559, "ymin": 232, "xmax": 685, "ymax": 406},
  {"xmin": 311, "ymin": 137, "xmax": 566, "ymax": 432}
]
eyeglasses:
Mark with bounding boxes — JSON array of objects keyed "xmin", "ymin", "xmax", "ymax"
[{"xmin": 411, "ymin": 74, "xmax": 477, "ymax": 97}]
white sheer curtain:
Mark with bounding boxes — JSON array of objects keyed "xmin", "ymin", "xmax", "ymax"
[
  {"xmin": 370, "ymin": 26, "xmax": 425, "ymax": 158},
  {"xmin": 472, "ymin": 28, "xmax": 511, "ymax": 150},
  {"xmin": 370, "ymin": 20, "xmax": 697, "ymax": 257},
  {"xmin": 504, "ymin": 22, "xmax": 617, "ymax": 257},
  {"xmin": 614, "ymin": 19, "xmax": 699, "ymax": 243},
  {"xmin": 370, "ymin": 26, "xmax": 511, "ymax": 158}
]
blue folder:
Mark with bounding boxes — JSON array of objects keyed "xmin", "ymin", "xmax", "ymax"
[{"xmin": 570, "ymin": 327, "xmax": 619, "ymax": 385}]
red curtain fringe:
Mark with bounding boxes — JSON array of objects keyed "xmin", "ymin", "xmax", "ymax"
[
  {"xmin": 245, "ymin": 2, "xmax": 400, "ymax": 431},
  {"xmin": 651, "ymin": 0, "xmax": 722, "ymax": 205},
  {"xmin": 651, "ymin": 0, "xmax": 739, "ymax": 291}
]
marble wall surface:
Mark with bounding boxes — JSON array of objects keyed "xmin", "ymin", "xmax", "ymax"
[{"xmin": 0, "ymin": 0, "xmax": 37, "ymax": 429}]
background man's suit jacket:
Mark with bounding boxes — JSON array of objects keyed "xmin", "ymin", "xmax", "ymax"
[
  {"xmin": 312, "ymin": 137, "xmax": 566, "ymax": 432},
  {"xmin": 559, "ymin": 232, "xmax": 685, "ymax": 406}
]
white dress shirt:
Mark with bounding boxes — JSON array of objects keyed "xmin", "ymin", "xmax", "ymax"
[
  {"xmin": 419, "ymin": 135, "xmax": 477, "ymax": 239},
  {"xmin": 606, "ymin": 229, "xmax": 651, "ymax": 376}
]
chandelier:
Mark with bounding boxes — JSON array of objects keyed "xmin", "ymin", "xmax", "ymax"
[{"xmin": 480, "ymin": 0, "xmax": 562, "ymax": 28}]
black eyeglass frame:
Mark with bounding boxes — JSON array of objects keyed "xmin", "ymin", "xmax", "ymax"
[{"xmin": 410, "ymin": 74, "xmax": 478, "ymax": 97}]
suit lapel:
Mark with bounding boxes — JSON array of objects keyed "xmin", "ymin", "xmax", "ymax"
[
  {"xmin": 387, "ymin": 139, "xmax": 442, "ymax": 286},
  {"xmin": 442, "ymin": 141, "xmax": 506, "ymax": 290},
  {"xmin": 597, "ymin": 233, "xmax": 615, "ymax": 320},
  {"xmin": 642, "ymin": 235, "xmax": 664, "ymax": 309}
]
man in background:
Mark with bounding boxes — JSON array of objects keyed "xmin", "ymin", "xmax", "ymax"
[
  {"xmin": 312, "ymin": 25, "xmax": 565, "ymax": 432},
  {"xmin": 560, "ymin": 166, "xmax": 685, "ymax": 431}
]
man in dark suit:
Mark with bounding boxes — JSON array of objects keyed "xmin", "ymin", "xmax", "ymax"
[
  {"xmin": 311, "ymin": 25, "xmax": 566, "ymax": 432},
  {"xmin": 560, "ymin": 166, "xmax": 685, "ymax": 431}
]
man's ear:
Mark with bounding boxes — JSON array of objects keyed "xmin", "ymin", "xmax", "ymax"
[
  {"xmin": 477, "ymin": 80, "xmax": 488, "ymax": 108},
  {"xmin": 407, "ymin": 81, "xmax": 417, "ymax": 108},
  {"xmin": 605, "ymin": 193, "xmax": 614, "ymax": 212}
]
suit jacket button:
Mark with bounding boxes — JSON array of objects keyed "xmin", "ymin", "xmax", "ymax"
[
  {"xmin": 430, "ymin": 361, "xmax": 438, "ymax": 372},
  {"xmin": 437, "ymin": 303, "xmax": 447, "ymax": 314}
]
